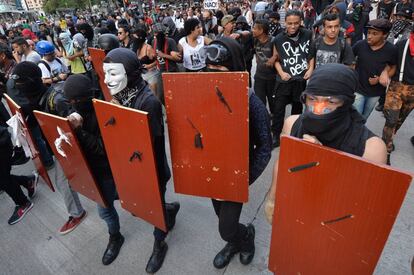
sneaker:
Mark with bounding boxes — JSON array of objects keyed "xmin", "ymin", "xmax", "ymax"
[
  {"xmin": 8, "ymin": 201, "xmax": 34, "ymax": 225},
  {"xmin": 59, "ymin": 211, "xmax": 87, "ymax": 235},
  {"xmin": 26, "ymin": 172, "xmax": 39, "ymax": 199},
  {"xmin": 411, "ymin": 136, "xmax": 414, "ymax": 147}
]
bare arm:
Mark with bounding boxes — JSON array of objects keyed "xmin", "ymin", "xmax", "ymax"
[{"xmin": 362, "ymin": 136, "xmax": 387, "ymax": 165}]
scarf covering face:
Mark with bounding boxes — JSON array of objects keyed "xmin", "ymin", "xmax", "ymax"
[
  {"xmin": 105, "ymin": 48, "xmax": 144, "ymax": 88},
  {"xmin": 297, "ymin": 64, "xmax": 368, "ymax": 154},
  {"xmin": 59, "ymin": 31, "xmax": 73, "ymax": 55}
]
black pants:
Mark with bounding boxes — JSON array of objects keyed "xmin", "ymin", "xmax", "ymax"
[
  {"xmin": 272, "ymin": 81, "xmax": 306, "ymax": 137},
  {"xmin": 211, "ymin": 199, "xmax": 247, "ymax": 244},
  {"xmin": 254, "ymin": 77, "xmax": 276, "ymax": 113},
  {"xmin": 0, "ymin": 147, "xmax": 30, "ymax": 206}
]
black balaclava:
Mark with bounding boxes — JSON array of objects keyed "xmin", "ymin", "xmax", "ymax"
[
  {"xmin": 12, "ymin": 61, "xmax": 45, "ymax": 104},
  {"xmin": 298, "ymin": 63, "xmax": 366, "ymax": 153},
  {"xmin": 205, "ymin": 37, "xmax": 246, "ymax": 72},
  {"xmin": 63, "ymin": 74, "xmax": 94, "ymax": 116}
]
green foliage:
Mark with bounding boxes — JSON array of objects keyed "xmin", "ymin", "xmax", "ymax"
[{"xmin": 43, "ymin": 0, "xmax": 100, "ymax": 13}]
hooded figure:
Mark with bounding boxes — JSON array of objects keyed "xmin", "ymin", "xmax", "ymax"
[
  {"xmin": 102, "ymin": 47, "xmax": 179, "ymax": 274},
  {"xmin": 203, "ymin": 37, "xmax": 272, "ymax": 269},
  {"xmin": 64, "ymin": 74, "xmax": 121, "ymax": 266},
  {"xmin": 292, "ymin": 63, "xmax": 375, "ymax": 156},
  {"xmin": 264, "ymin": 63, "xmax": 387, "ymax": 225}
]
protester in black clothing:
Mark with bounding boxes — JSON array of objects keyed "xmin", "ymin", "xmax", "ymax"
[
  {"xmin": 310, "ymin": 13, "xmax": 355, "ymax": 68},
  {"xmin": 11, "ymin": 62, "xmax": 87, "ymax": 235},
  {"xmin": 103, "ymin": 48, "xmax": 180, "ymax": 274},
  {"xmin": 346, "ymin": 0, "xmax": 370, "ymax": 45},
  {"xmin": 0, "ymin": 123, "xmax": 38, "ymax": 225},
  {"xmin": 273, "ymin": 10, "xmax": 314, "ymax": 148},
  {"xmin": 252, "ymin": 19, "xmax": 278, "ymax": 140},
  {"xmin": 352, "ymin": 19, "xmax": 397, "ymax": 121},
  {"xmin": 265, "ymin": 63, "xmax": 388, "ymax": 223},
  {"xmin": 268, "ymin": 12, "xmax": 283, "ymax": 37},
  {"xmin": 117, "ymin": 25, "xmax": 133, "ymax": 49},
  {"xmin": 235, "ymin": 15, "xmax": 254, "ymax": 85},
  {"xmin": 377, "ymin": 0, "xmax": 396, "ymax": 20},
  {"xmin": 203, "ymin": 37, "xmax": 272, "ymax": 269},
  {"xmin": 63, "ymin": 74, "xmax": 124, "ymax": 265}
]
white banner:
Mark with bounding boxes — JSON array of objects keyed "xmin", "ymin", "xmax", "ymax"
[{"xmin": 204, "ymin": 0, "xmax": 218, "ymax": 10}]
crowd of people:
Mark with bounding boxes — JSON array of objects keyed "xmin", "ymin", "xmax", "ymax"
[{"xmin": 0, "ymin": 0, "xmax": 414, "ymax": 273}]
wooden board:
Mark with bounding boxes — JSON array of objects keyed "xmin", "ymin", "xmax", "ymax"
[
  {"xmin": 4, "ymin": 94, "xmax": 54, "ymax": 192},
  {"xmin": 88, "ymin": 47, "xmax": 112, "ymax": 101},
  {"xmin": 163, "ymin": 72, "xmax": 249, "ymax": 202},
  {"xmin": 93, "ymin": 99, "xmax": 167, "ymax": 231},
  {"xmin": 33, "ymin": 111, "xmax": 107, "ymax": 207},
  {"xmin": 268, "ymin": 136, "xmax": 412, "ymax": 275}
]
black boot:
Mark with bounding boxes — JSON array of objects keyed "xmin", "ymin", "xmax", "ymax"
[
  {"xmin": 102, "ymin": 233, "xmax": 124, "ymax": 265},
  {"xmin": 165, "ymin": 202, "xmax": 180, "ymax": 231},
  {"xmin": 375, "ymin": 104, "xmax": 384, "ymax": 112},
  {"xmin": 145, "ymin": 240, "xmax": 168, "ymax": 273},
  {"xmin": 213, "ymin": 242, "xmax": 240, "ymax": 269},
  {"xmin": 411, "ymin": 136, "xmax": 414, "ymax": 147},
  {"xmin": 239, "ymin": 224, "xmax": 255, "ymax": 265}
]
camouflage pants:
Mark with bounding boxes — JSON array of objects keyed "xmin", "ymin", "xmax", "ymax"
[{"xmin": 382, "ymin": 81, "xmax": 414, "ymax": 153}]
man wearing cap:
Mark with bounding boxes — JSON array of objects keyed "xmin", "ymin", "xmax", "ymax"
[
  {"xmin": 382, "ymin": 23, "xmax": 414, "ymax": 164},
  {"xmin": 352, "ymin": 19, "xmax": 397, "ymax": 120},
  {"xmin": 264, "ymin": 63, "xmax": 388, "ymax": 224}
]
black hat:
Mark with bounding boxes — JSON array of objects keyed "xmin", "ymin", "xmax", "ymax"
[
  {"xmin": 366, "ymin": 19, "xmax": 392, "ymax": 33},
  {"xmin": 395, "ymin": 7, "xmax": 413, "ymax": 19},
  {"xmin": 64, "ymin": 74, "xmax": 93, "ymax": 100},
  {"xmin": 97, "ymin": 33, "xmax": 120, "ymax": 53},
  {"xmin": 12, "ymin": 61, "xmax": 42, "ymax": 83}
]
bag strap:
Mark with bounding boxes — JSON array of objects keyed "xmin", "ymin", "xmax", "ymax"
[{"xmin": 399, "ymin": 39, "xmax": 410, "ymax": 82}]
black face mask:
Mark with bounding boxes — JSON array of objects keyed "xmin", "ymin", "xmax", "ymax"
[
  {"xmin": 72, "ymin": 100, "xmax": 94, "ymax": 116},
  {"xmin": 301, "ymin": 104, "xmax": 352, "ymax": 144}
]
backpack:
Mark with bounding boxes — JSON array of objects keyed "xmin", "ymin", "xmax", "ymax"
[
  {"xmin": 314, "ymin": 36, "xmax": 347, "ymax": 63},
  {"xmin": 38, "ymin": 58, "xmax": 63, "ymax": 77}
]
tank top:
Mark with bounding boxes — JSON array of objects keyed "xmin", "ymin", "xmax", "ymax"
[{"xmin": 179, "ymin": 36, "xmax": 206, "ymax": 71}]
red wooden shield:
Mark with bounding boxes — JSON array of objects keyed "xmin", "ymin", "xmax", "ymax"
[
  {"xmin": 268, "ymin": 136, "xmax": 412, "ymax": 275},
  {"xmin": 33, "ymin": 111, "xmax": 107, "ymax": 207},
  {"xmin": 93, "ymin": 99, "xmax": 166, "ymax": 231},
  {"xmin": 3, "ymin": 94, "xmax": 54, "ymax": 192},
  {"xmin": 163, "ymin": 72, "xmax": 249, "ymax": 203},
  {"xmin": 88, "ymin": 47, "xmax": 112, "ymax": 101}
]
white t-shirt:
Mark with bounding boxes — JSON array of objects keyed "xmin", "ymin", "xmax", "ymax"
[
  {"xmin": 179, "ymin": 36, "xmax": 206, "ymax": 71},
  {"xmin": 38, "ymin": 58, "xmax": 68, "ymax": 91},
  {"xmin": 22, "ymin": 51, "xmax": 41, "ymax": 64}
]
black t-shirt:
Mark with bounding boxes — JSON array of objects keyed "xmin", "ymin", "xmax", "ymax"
[
  {"xmin": 274, "ymin": 28, "xmax": 313, "ymax": 82},
  {"xmin": 377, "ymin": 0, "xmax": 396, "ymax": 20},
  {"xmin": 152, "ymin": 37, "xmax": 179, "ymax": 72},
  {"xmin": 310, "ymin": 37, "xmax": 355, "ymax": 68},
  {"xmin": 254, "ymin": 37, "xmax": 277, "ymax": 80},
  {"xmin": 392, "ymin": 39, "xmax": 414, "ymax": 85},
  {"xmin": 353, "ymin": 40, "xmax": 397, "ymax": 97}
]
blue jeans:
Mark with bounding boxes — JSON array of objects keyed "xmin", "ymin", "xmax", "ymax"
[
  {"xmin": 31, "ymin": 125, "xmax": 54, "ymax": 168},
  {"xmin": 353, "ymin": 93, "xmax": 380, "ymax": 121},
  {"xmin": 97, "ymin": 178, "xmax": 120, "ymax": 235}
]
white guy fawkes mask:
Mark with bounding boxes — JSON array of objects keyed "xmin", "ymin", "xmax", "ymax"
[{"xmin": 103, "ymin": 63, "xmax": 128, "ymax": 95}]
